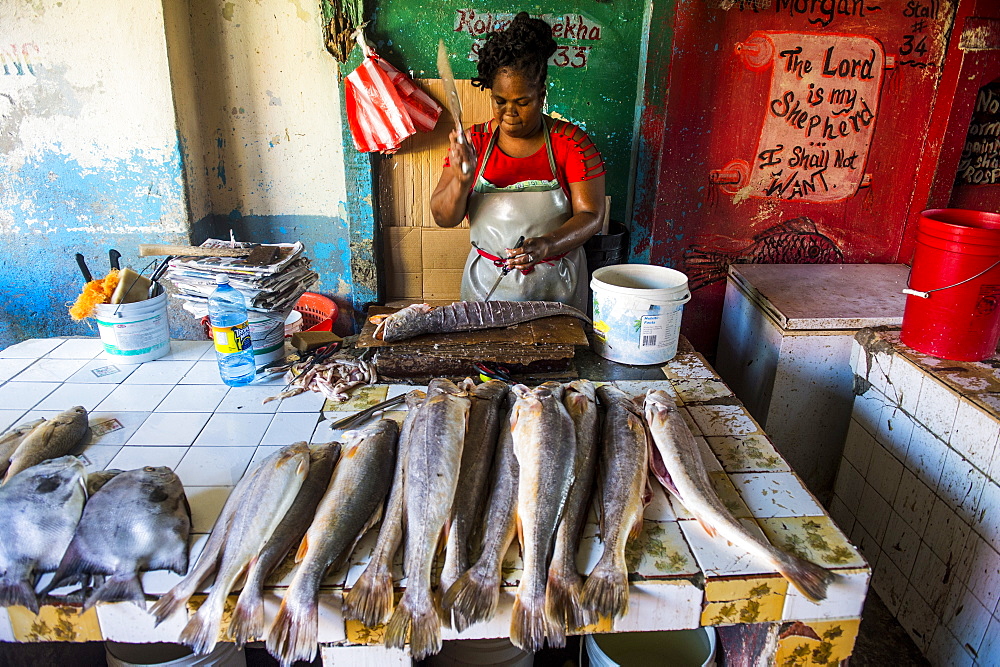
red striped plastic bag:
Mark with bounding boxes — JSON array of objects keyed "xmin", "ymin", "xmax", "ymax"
[{"xmin": 374, "ymin": 58, "xmax": 442, "ymax": 133}]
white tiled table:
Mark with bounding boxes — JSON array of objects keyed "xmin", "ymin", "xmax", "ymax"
[{"xmin": 0, "ymin": 338, "xmax": 869, "ymax": 665}]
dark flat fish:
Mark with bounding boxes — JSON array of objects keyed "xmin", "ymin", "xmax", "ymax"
[{"xmin": 371, "ymin": 301, "xmax": 590, "ymax": 342}]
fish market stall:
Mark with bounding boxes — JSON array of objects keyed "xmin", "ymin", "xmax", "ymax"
[{"xmin": 0, "ymin": 335, "xmax": 868, "ymax": 665}]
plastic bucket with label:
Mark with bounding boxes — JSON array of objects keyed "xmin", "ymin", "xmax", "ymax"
[
  {"xmin": 591, "ymin": 264, "xmax": 691, "ymax": 365},
  {"xmin": 93, "ymin": 291, "xmax": 170, "ymax": 364},
  {"xmin": 247, "ymin": 311, "xmax": 286, "ymax": 366}
]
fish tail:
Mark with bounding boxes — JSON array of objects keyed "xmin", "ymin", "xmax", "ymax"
[
  {"xmin": 384, "ymin": 593, "xmax": 442, "ymax": 660},
  {"xmin": 546, "ymin": 568, "xmax": 591, "ymax": 632},
  {"xmin": 0, "ymin": 578, "xmax": 39, "ymax": 614},
  {"xmin": 84, "ymin": 573, "xmax": 145, "ymax": 611},
  {"xmin": 149, "ymin": 586, "xmax": 191, "ymax": 626},
  {"xmin": 179, "ymin": 595, "xmax": 224, "ymax": 656},
  {"xmin": 265, "ymin": 595, "xmax": 319, "ymax": 667},
  {"xmin": 581, "ymin": 561, "xmax": 630, "ymax": 619},
  {"xmin": 509, "ymin": 592, "xmax": 555, "ymax": 653},
  {"xmin": 229, "ymin": 584, "xmax": 265, "ymax": 649},
  {"xmin": 441, "ymin": 564, "xmax": 500, "ymax": 632},
  {"xmin": 777, "ymin": 554, "xmax": 836, "ymax": 602},
  {"xmin": 342, "ymin": 565, "xmax": 395, "ymax": 627}
]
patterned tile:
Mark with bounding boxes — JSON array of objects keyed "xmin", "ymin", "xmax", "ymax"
[
  {"xmin": 688, "ymin": 405, "xmax": 762, "ymax": 437},
  {"xmin": 774, "ymin": 618, "xmax": 860, "ymax": 667},
  {"xmin": 8, "ymin": 604, "xmax": 102, "ymax": 642},
  {"xmin": 668, "ymin": 378, "xmax": 732, "ymax": 403},
  {"xmin": 669, "ymin": 472, "xmax": 751, "ymax": 521},
  {"xmin": 757, "ymin": 516, "xmax": 865, "ymax": 569},
  {"xmin": 629, "ymin": 520, "xmax": 700, "ymax": 578},
  {"xmin": 96, "ymin": 600, "xmax": 187, "ymax": 644},
  {"xmin": 706, "ymin": 434, "xmax": 789, "ymax": 473},
  {"xmin": 662, "ymin": 352, "xmax": 719, "ymax": 380},
  {"xmin": 679, "ymin": 517, "xmax": 776, "ymax": 578},
  {"xmin": 701, "ymin": 576, "xmax": 788, "ymax": 625}
]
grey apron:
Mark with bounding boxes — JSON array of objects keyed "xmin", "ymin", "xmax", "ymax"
[{"xmin": 460, "ymin": 117, "xmax": 588, "ymax": 311}]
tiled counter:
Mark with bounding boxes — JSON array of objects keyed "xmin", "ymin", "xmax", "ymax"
[
  {"xmin": 0, "ymin": 337, "xmax": 869, "ymax": 664},
  {"xmin": 831, "ymin": 329, "xmax": 1000, "ymax": 666}
]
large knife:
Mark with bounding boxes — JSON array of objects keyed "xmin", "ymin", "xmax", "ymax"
[
  {"xmin": 484, "ymin": 236, "xmax": 525, "ymax": 301},
  {"xmin": 437, "ymin": 39, "xmax": 471, "ymax": 175}
]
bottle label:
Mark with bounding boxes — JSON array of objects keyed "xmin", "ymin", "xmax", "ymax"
[{"xmin": 212, "ymin": 321, "xmax": 252, "ymax": 354}]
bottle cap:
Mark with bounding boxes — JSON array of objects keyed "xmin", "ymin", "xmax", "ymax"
[{"xmin": 215, "ymin": 275, "xmax": 229, "ymax": 285}]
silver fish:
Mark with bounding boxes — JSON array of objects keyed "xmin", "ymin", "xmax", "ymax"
[
  {"xmin": 509, "ymin": 382, "xmax": 576, "ymax": 652},
  {"xmin": 440, "ymin": 379, "xmax": 509, "ymax": 597},
  {"xmin": 4, "ymin": 407, "xmax": 89, "ymax": 483},
  {"xmin": 228, "ymin": 442, "xmax": 341, "ymax": 648},
  {"xmin": 582, "ymin": 385, "xmax": 649, "ymax": 621},
  {"xmin": 85, "ymin": 469, "xmax": 124, "ymax": 496},
  {"xmin": 0, "ymin": 418, "xmax": 46, "ymax": 479},
  {"xmin": 644, "ymin": 390, "xmax": 835, "ymax": 601},
  {"xmin": 547, "ymin": 380, "xmax": 599, "ymax": 632},
  {"xmin": 442, "ymin": 394, "xmax": 518, "ymax": 632},
  {"xmin": 384, "ymin": 380, "xmax": 471, "ymax": 660},
  {"xmin": 342, "ymin": 389, "xmax": 428, "ymax": 628},
  {"xmin": 180, "ymin": 442, "xmax": 311, "ymax": 655},
  {"xmin": 42, "ymin": 466, "xmax": 191, "ymax": 610},
  {"xmin": 371, "ymin": 301, "xmax": 590, "ymax": 342},
  {"xmin": 267, "ymin": 420, "xmax": 398, "ymax": 667},
  {"xmin": 0, "ymin": 456, "xmax": 86, "ymax": 612}
]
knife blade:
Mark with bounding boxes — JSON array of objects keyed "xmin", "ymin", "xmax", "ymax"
[
  {"xmin": 483, "ymin": 236, "xmax": 525, "ymax": 302},
  {"xmin": 437, "ymin": 39, "xmax": 471, "ymax": 175}
]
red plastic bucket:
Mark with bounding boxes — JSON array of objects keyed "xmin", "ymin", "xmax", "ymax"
[{"xmin": 901, "ymin": 209, "xmax": 1000, "ymax": 361}]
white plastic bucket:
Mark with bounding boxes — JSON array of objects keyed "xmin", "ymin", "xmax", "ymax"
[
  {"xmin": 590, "ymin": 264, "xmax": 691, "ymax": 365},
  {"xmin": 427, "ymin": 638, "xmax": 532, "ymax": 666},
  {"xmin": 248, "ymin": 311, "xmax": 286, "ymax": 367},
  {"xmin": 93, "ymin": 291, "xmax": 170, "ymax": 364},
  {"xmin": 105, "ymin": 641, "xmax": 245, "ymax": 667},
  {"xmin": 584, "ymin": 628, "xmax": 717, "ymax": 666}
]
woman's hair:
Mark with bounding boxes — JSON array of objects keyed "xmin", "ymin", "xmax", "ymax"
[{"xmin": 472, "ymin": 12, "xmax": 556, "ymax": 91}]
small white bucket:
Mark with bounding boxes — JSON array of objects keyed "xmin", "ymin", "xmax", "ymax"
[
  {"xmin": 591, "ymin": 264, "xmax": 691, "ymax": 365},
  {"xmin": 584, "ymin": 628, "xmax": 717, "ymax": 666},
  {"xmin": 248, "ymin": 311, "xmax": 286, "ymax": 367},
  {"xmin": 105, "ymin": 641, "xmax": 245, "ymax": 667},
  {"xmin": 93, "ymin": 291, "xmax": 170, "ymax": 364}
]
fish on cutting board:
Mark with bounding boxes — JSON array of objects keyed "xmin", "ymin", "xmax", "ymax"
[
  {"xmin": 41, "ymin": 466, "xmax": 191, "ymax": 610},
  {"xmin": 0, "ymin": 456, "xmax": 87, "ymax": 612},
  {"xmin": 267, "ymin": 420, "xmax": 398, "ymax": 667},
  {"xmin": 0, "ymin": 418, "xmax": 47, "ymax": 479},
  {"xmin": 3, "ymin": 407, "xmax": 89, "ymax": 484},
  {"xmin": 644, "ymin": 390, "xmax": 836, "ymax": 602},
  {"xmin": 582, "ymin": 385, "xmax": 650, "ymax": 621},
  {"xmin": 509, "ymin": 381, "xmax": 577, "ymax": 652}
]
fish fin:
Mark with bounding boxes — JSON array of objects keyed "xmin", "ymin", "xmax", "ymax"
[
  {"xmin": 510, "ymin": 592, "xmax": 556, "ymax": 653},
  {"xmin": 265, "ymin": 591, "xmax": 319, "ymax": 667},
  {"xmin": 515, "ymin": 514, "xmax": 524, "ymax": 552},
  {"xmin": 628, "ymin": 513, "xmax": 645, "ymax": 541},
  {"xmin": 343, "ymin": 563, "xmax": 395, "ymax": 627},
  {"xmin": 581, "ymin": 562, "xmax": 629, "ymax": 620},
  {"xmin": 179, "ymin": 597, "xmax": 223, "ymax": 656},
  {"xmin": 778, "ymin": 555, "xmax": 836, "ymax": 602},
  {"xmin": 149, "ymin": 587, "xmax": 189, "ymax": 626},
  {"xmin": 40, "ymin": 541, "xmax": 97, "ymax": 596},
  {"xmin": 83, "ymin": 573, "xmax": 145, "ymax": 611},
  {"xmin": 546, "ymin": 568, "xmax": 591, "ymax": 636},
  {"xmin": 442, "ymin": 562, "xmax": 501, "ymax": 633},
  {"xmin": 229, "ymin": 575, "xmax": 265, "ymax": 649},
  {"xmin": 0, "ymin": 578, "xmax": 39, "ymax": 613},
  {"xmin": 696, "ymin": 517, "xmax": 718, "ymax": 538},
  {"xmin": 385, "ymin": 593, "xmax": 442, "ymax": 660},
  {"xmin": 295, "ymin": 535, "xmax": 309, "ymax": 563}
]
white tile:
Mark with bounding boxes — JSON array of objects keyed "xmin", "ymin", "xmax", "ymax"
[
  {"xmin": 386, "ymin": 384, "xmax": 426, "ymax": 400},
  {"xmin": 645, "ymin": 482, "xmax": 679, "ymax": 522},
  {"xmin": 0, "ymin": 381, "xmax": 57, "ymax": 410},
  {"xmin": 0, "ymin": 606, "xmax": 12, "ymax": 642},
  {"xmin": 876, "ymin": 405, "xmax": 914, "ymax": 458},
  {"xmin": 82, "ymin": 411, "xmax": 151, "ymax": 447},
  {"xmin": 978, "ymin": 615, "xmax": 1000, "ymax": 666},
  {"xmin": 924, "ymin": 496, "xmax": 972, "ymax": 565},
  {"xmin": 250, "ymin": 445, "xmax": 286, "ymax": 467},
  {"xmin": 913, "ymin": 377, "xmax": 961, "ymax": 443},
  {"xmin": 730, "ymin": 472, "xmax": 824, "ymax": 519},
  {"xmin": 193, "ymin": 412, "xmax": 273, "ymax": 447},
  {"xmin": 952, "ymin": 399, "xmax": 999, "ymax": 476},
  {"xmin": 0, "ymin": 338, "xmax": 65, "ymax": 358},
  {"xmin": 261, "ymin": 412, "xmax": 322, "ymax": 446},
  {"xmin": 122, "ymin": 360, "xmax": 196, "ymax": 385},
  {"xmin": 911, "ymin": 542, "xmax": 951, "ymax": 613},
  {"xmin": 275, "ymin": 389, "xmax": 327, "ymax": 413},
  {"xmin": 127, "ymin": 412, "xmax": 210, "ymax": 446},
  {"xmin": 34, "ymin": 382, "xmax": 115, "ymax": 412},
  {"xmin": 893, "ymin": 469, "xmax": 936, "ymax": 538},
  {"xmin": 158, "ymin": 340, "xmax": 213, "ymax": 361},
  {"xmin": 76, "ymin": 445, "xmax": 124, "ymax": 472},
  {"xmin": 832, "ymin": 459, "xmax": 864, "ymax": 515},
  {"xmin": 45, "ymin": 337, "xmax": 104, "ymax": 359},
  {"xmin": 943, "ymin": 584, "xmax": 991, "ymax": 663},
  {"xmin": 687, "ymin": 405, "xmax": 761, "ymax": 436},
  {"xmin": 0, "ymin": 409, "xmax": 28, "ymax": 432},
  {"xmin": 864, "ymin": 346, "xmax": 894, "ymax": 397},
  {"xmin": 856, "ymin": 483, "xmax": 891, "ymax": 543},
  {"xmin": 881, "ymin": 510, "xmax": 921, "ymax": 578},
  {"xmin": 96, "ymin": 599, "xmax": 186, "ymax": 644},
  {"xmin": 10, "ymin": 357, "xmax": 89, "ymax": 383},
  {"xmin": 955, "ymin": 533, "xmax": 1000, "ymax": 614},
  {"xmin": 215, "ymin": 385, "xmax": 282, "ymax": 413},
  {"xmin": 890, "ymin": 355, "xmax": 925, "ymax": 415},
  {"xmin": 872, "ymin": 551, "xmax": 907, "ymax": 615},
  {"xmin": 696, "ymin": 436, "xmax": 724, "ymax": 474},
  {"xmin": 156, "ymin": 384, "xmax": 230, "ymax": 413},
  {"xmin": 0, "ymin": 357, "xmax": 34, "ymax": 382},
  {"xmin": 938, "ymin": 448, "xmax": 987, "ymax": 522},
  {"xmin": 678, "ymin": 517, "xmax": 776, "ymax": 577},
  {"xmin": 842, "ymin": 418, "xmax": 876, "ymax": 476},
  {"xmin": 184, "ymin": 486, "xmax": 236, "ymax": 532},
  {"xmin": 925, "ymin": 625, "xmax": 974, "ymax": 667},
  {"xmin": 64, "ymin": 359, "xmax": 139, "ymax": 384},
  {"xmin": 973, "ymin": 481, "xmax": 1000, "ymax": 552},
  {"xmin": 179, "ymin": 360, "xmax": 226, "ymax": 385},
  {"xmin": 897, "ymin": 584, "xmax": 937, "ymax": 652},
  {"xmin": 782, "ymin": 568, "xmax": 869, "ymax": 622},
  {"xmin": 96, "ymin": 384, "xmax": 170, "ymax": 412},
  {"xmin": 867, "ymin": 442, "xmax": 904, "ymax": 503},
  {"xmin": 904, "ymin": 423, "xmax": 948, "ymax": 493},
  {"xmin": 108, "ymin": 446, "xmax": 189, "ymax": 471},
  {"xmin": 851, "ymin": 388, "xmax": 885, "ymax": 439},
  {"xmin": 826, "ymin": 495, "xmax": 856, "ymax": 537},
  {"xmin": 174, "ymin": 447, "xmax": 255, "ymax": 486}
]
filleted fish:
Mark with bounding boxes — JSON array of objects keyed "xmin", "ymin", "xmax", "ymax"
[
  {"xmin": 180, "ymin": 443, "xmax": 311, "ymax": 655},
  {"xmin": 42, "ymin": 466, "xmax": 191, "ymax": 610},
  {"xmin": 267, "ymin": 420, "xmax": 398, "ymax": 667},
  {"xmin": 4, "ymin": 407, "xmax": 89, "ymax": 483},
  {"xmin": 582, "ymin": 385, "xmax": 649, "ymax": 621},
  {"xmin": 0, "ymin": 418, "xmax": 46, "ymax": 479},
  {"xmin": 370, "ymin": 300, "xmax": 589, "ymax": 342},
  {"xmin": 0, "ymin": 456, "xmax": 86, "ymax": 612},
  {"xmin": 547, "ymin": 380, "xmax": 599, "ymax": 632},
  {"xmin": 384, "ymin": 380, "xmax": 471, "ymax": 660},
  {"xmin": 644, "ymin": 390, "xmax": 835, "ymax": 601},
  {"xmin": 509, "ymin": 382, "xmax": 577, "ymax": 652},
  {"xmin": 228, "ymin": 442, "xmax": 341, "ymax": 648}
]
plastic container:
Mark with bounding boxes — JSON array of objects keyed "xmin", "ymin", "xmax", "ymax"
[
  {"xmin": 284, "ymin": 309, "xmax": 303, "ymax": 337},
  {"xmin": 426, "ymin": 638, "xmax": 532, "ymax": 666},
  {"xmin": 93, "ymin": 290, "xmax": 171, "ymax": 363},
  {"xmin": 591, "ymin": 264, "xmax": 691, "ymax": 365},
  {"xmin": 208, "ymin": 276, "xmax": 256, "ymax": 386},
  {"xmin": 295, "ymin": 292, "xmax": 338, "ymax": 331},
  {"xmin": 584, "ymin": 628, "xmax": 716, "ymax": 667},
  {"xmin": 105, "ymin": 641, "xmax": 245, "ymax": 666},
  {"xmin": 247, "ymin": 311, "xmax": 286, "ymax": 367},
  {"xmin": 901, "ymin": 208, "xmax": 1000, "ymax": 361}
]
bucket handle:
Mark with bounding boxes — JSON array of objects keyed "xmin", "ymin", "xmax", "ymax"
[{"xmin": 903, "ymin": 257, "xmax": 1000, "ymax": 299}]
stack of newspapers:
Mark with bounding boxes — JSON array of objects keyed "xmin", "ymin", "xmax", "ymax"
[{"xmin": 163, "ymin": 239, "xmax": 319, "ymax": 317}]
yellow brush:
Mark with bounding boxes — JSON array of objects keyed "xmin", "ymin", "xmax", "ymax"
[{"xmin": 110, "ymin": 267, "xmax": 152, "ymax": 304}]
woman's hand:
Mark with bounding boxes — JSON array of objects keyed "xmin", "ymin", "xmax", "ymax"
[
  {"xmin": 447, "ymin": 128, "xmax": 477, "ymax": 187},
  {"xmin": 505, "ymin": 236, "xmax": 555, "ymax": 272},
  {"xmin": 431, "ymin": 128, "xmax": 477, "ymax": 228}
]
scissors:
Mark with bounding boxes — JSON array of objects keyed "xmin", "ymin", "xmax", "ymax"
[{"xmin": 475, "ymin": 362, "xmax": 514, "ymax": 383}]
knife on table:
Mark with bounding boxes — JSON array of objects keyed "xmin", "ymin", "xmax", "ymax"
[
  {"xmin": 437, "ymin": 39, "xmax": 471, "ymax": 176},
  {"xmin": 484, "ymin": 236, "xmax": 525, "ymax": 302}
]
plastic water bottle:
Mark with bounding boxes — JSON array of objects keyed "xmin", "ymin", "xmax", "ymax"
[{"xmin": 208, "ymin": 275, "xmax": 256, "ymax": 386}]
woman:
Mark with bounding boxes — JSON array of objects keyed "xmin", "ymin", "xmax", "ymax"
[{"xmin": 430, "ymin": 12, "xmax": 606, "ymax": 312}]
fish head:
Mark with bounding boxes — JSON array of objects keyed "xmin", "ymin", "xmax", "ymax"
[
  {"xmin": 4, "ymin": 455, "xmax": 86, "ymax": 498},
  {"xmin": 643, "ymin": 390, "xmax": 674, "ymax": 424},
  {"xmin": 371, "ymin": 303, "xmax": 435, "ymax": 341},
  {"xmin": 309, "ymin": 440, "xmax": 342, "ymax": 465},
  {"xmin": 565, "ymin": 379, "xmax": 596, "ymax": 402}
]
